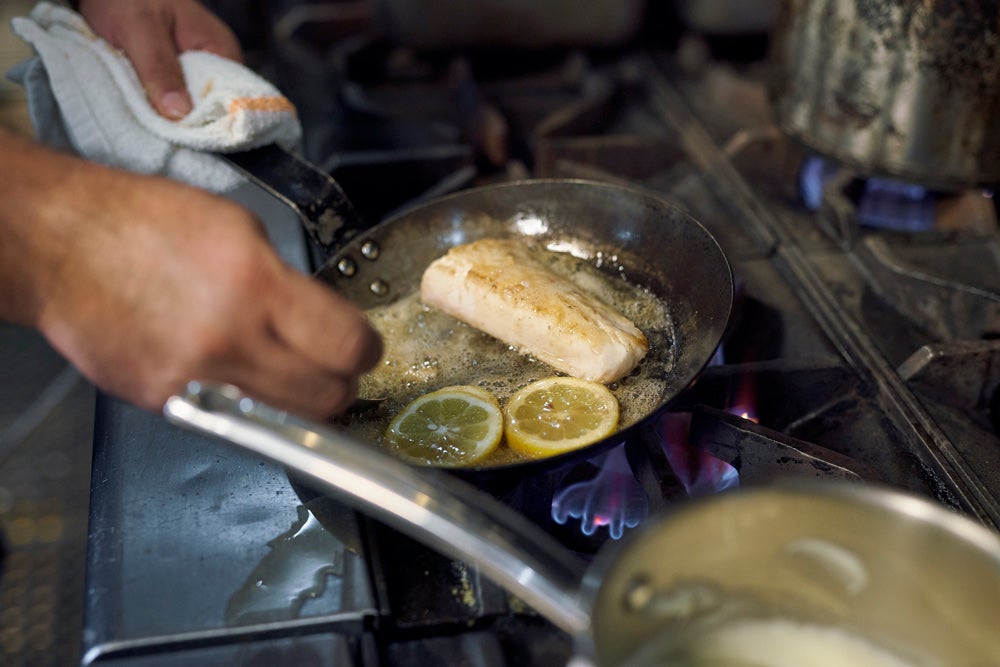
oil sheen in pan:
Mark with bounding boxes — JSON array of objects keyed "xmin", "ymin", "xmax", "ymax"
[{"xmin": 343, "ymin": 243, "xmax": 677, "ymax": 467}]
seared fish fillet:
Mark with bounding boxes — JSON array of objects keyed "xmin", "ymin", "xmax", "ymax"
[{"xmin": 419, "ymin": 238, "xmax": 649, "ymax": 383}]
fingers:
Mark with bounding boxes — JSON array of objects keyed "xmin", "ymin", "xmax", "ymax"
[
  {"xmin": 211, "ymin": 269, "xmax": 383, "ymax": 418},
  {"xmin": 175, "ymin": 258, "xmax": 381, "ymax": 418},
  {"xmin": 173, "ymin": 4, "xmax": 243, "ymax": 63},
  {"xmin": 215, "ymin": 334, "xmax": 362, "ymax": 419},
  {"xmin": 271, "ymin": 271, "xmax": 385, "ymax": 380},
  {"xmin": 119, "ymin": 22, "xmax": 193, "ymax": 119},
  {"xmin": 80, "ymin": 0, "xmax": 245, "ymax": 120},
  {"xmin": 167, "ymin": 202, "xmax": 378, "ymax": 417},
  {"xmin": 189, "ymin": 288, "xmax": 377, "ymax": 418}
]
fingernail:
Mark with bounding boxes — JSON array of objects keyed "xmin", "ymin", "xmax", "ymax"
[{"xmin": 160, "ymin": 91, "xmax": 192, "ymax": 119}]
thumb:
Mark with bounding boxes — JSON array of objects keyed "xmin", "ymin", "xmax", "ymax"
[{"xmin": 117, "ymin": 21, "xmax": 193, "ymax": 119}]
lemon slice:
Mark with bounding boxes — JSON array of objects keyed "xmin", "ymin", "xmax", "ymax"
[
  {"xmin": 503, "ymin": 377, "xmax": 619, "ymax": 458},
  {"xmin": 383, "ymin": 385, "xmax": 503, "ymax": 466}
]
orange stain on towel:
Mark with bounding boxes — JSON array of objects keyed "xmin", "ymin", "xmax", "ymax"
[{"xmin": 228, "ymin": 96, "xmax": 297, "ymax": 115}]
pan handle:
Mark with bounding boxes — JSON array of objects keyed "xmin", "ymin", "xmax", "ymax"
[
  {"xmin": 163, "ymin": 381, "xmax": 592, "ymax": 637},
  {"xmin": 222, "ymin": 144, "xmax": 369, "ymax": 258}
]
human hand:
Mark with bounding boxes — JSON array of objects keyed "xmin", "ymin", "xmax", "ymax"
[
  {"xmin": 3, "ymin": 134, "xmax": 382, "ymax": 418},
  {"xmin": 78, "ymin": 0, "xmax": 242, "ymax": 119}
]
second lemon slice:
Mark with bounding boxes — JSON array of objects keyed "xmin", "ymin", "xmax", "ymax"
[
  {"xmin": 383, "ymin": 385, "xmax": 503, "ymax": 467},
  {"xmin": 503, "ymin": 377, "xmax": 619, "ymax": 458}
]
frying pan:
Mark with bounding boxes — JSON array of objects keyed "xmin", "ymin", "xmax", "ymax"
[
  {"xmin": 164, "ymin": 382, "xmax": 1000, "ymax": 666},
  {"xmin": 307, "ymin": 177, "xmax": 735, "ymax": 481}
]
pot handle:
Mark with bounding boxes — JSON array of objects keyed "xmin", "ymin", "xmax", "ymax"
[{"xmin": 163, "ymin": 381, "xmax": 592, "ymax": 637}]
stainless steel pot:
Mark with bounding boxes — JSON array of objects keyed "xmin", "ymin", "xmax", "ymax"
[
  {"xmin": 166, "ymin": 382, "xmax": 1000, "ymax": 666},
  {"xmin": 770, "ymin": 0, "xmax": 1000, "ymax": 190}
]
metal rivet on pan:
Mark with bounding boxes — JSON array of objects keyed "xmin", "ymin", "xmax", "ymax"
[
  {"xmin": 361, "ymin": 241, "xmax": 380, "ymax": 260},
  {"xmin": 337, "ymin": 257, "xmax": 357, "ymax": 277},
  {"xmin": 369, "ymin": 279, "xmax": 389, "ymax": 296}
]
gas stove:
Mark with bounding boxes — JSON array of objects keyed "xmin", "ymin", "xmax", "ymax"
[{"xmin": 81, "ymin": 12, "xmax": 1000, "ymax": 666}]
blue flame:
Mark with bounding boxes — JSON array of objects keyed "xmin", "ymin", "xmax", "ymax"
[
  {"xmin": 551, "ymin": 445, "xmax": 648, "ymax": 540},
  {"xmin": 799, "ymin": 155, "xmax": 935, "ymax": 232}
]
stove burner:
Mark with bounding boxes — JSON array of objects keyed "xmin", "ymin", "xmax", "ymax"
[
  {"xmin": 799, "ymin": 156, "xmax": 935, "ymax": 233},
  {"xmin": 799, "ymin": 155, "xmax": 997, "ymax": 246}
]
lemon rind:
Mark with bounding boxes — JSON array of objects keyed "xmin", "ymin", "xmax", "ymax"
[
  {"xmin": 384, "ymin": 385, "xmax": 504, "ymax": 466},
  {"xmin": 502, "ymin": 377, "xmax": 619, "ymax": 459}
]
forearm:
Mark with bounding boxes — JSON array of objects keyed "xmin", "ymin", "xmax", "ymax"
[{"xmin": 0, "ymin": 129, "xmax": 92, "ymax": 328}]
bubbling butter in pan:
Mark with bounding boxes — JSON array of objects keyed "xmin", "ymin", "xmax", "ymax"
[{"xmin": 347, "ymin": 243, "xmax": 676, "ymax": 467}]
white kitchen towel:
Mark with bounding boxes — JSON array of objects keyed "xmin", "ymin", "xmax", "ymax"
[{"xmin": 8, "ymin": 1, "xmax": 302, "ymax": 192}]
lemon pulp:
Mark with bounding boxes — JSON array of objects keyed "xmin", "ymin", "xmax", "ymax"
[
  {"xmin": 503, "ymin": 377, "xmax": 619, "ymax": 458},
  {"xmin": 383, "ymin": 385, "xmax": 503, "ymax": 466}
]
